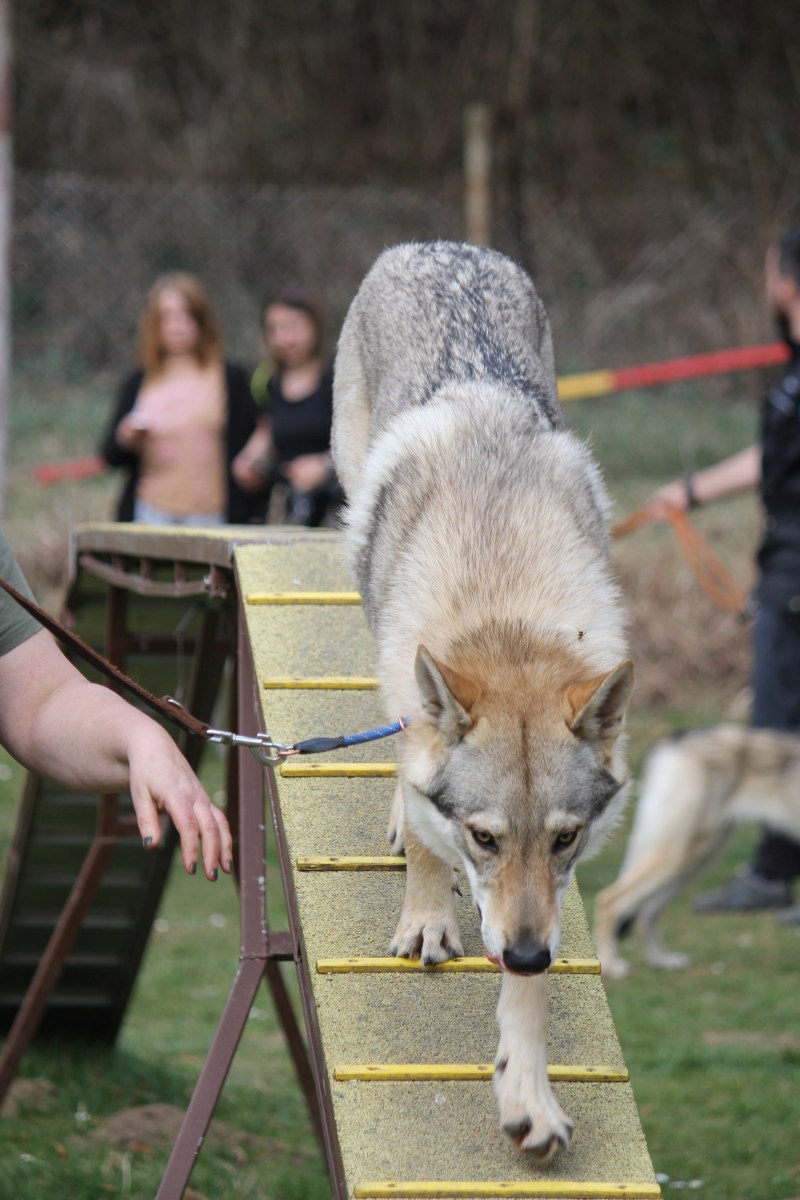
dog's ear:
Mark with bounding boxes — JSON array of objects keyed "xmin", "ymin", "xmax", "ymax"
[
  {"xmin": 414, "ymin": 645, "xmax": 480, "ymax": 741},
  {"xmin": 566, "ymin": 660, "xmax": 634, "ymax": 744}
]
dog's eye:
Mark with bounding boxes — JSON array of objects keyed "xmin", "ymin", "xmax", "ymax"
[
  {"xmin": 554, "ymin": 829, "xmax": 578, "ymax": 851},
  {"xmin": 471, "ymin": 828, "xmax": 498, "ymax": 852}
]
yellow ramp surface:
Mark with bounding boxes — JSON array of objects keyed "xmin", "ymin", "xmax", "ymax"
[{"xmin": 234, "ymin": 536, "xmax": 660, "ymax": 1200}]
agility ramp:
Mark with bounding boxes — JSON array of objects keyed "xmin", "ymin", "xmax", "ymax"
[
  {"xmin": 236, "ymin": 536, "xmax": 660, "ymax": 1199},
  {"xmin": 0, "ymin": 524, "xmax": 660, "ymax": 1198}
]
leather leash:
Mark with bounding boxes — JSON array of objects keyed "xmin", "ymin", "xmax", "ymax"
[
  {"xmin": 0, "ymin": 575, "xmax": 212, "ymax": 741},
  {"xmin": 612, "ymin": 504, "xmax": 750, "ymax": 616},
  {"xmin": 0, "ymin": 575, "xmax": 409, "ymax": 765}
]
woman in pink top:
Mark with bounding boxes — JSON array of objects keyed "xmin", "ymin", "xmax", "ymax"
[{"xmin": 100, "ymin": 274, "xmax": 265, "ymax": 525}]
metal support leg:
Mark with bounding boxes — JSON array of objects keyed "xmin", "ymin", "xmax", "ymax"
[
  {"xmin": 154, "ymin": 957, "xmax": 266, "ymax": 1199},
  {"xmin": 156, "ymin": 611, "xmax": 329, "ymax": 1199}
]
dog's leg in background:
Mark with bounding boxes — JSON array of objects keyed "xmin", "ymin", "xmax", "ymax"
[
  {"xmin": 494, "ymin": 973, "xmax": 574, "ymax": 1160},
  {"xmin": 594, "ymin": 829, "xmax": 730, "ymax": 976},
  {"xmin": 390, "ymin": 826, "xmax": 463, "ymax": 965}
]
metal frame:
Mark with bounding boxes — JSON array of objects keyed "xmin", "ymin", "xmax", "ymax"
[
  {"xmin": 156, "ymin": 595, "xmax": 345, "ymax": 1198},
  {"xmin": 0, "ymin": 528, "xmax": 345, "ymax": 1195}
]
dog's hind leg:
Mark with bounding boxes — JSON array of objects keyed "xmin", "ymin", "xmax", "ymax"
[
  {"xmin": 595, "ymin": 830, "xmax": 731, "ymax": 976},
  {"xmin": 493, "ymin": 973, "xmax": 573, "ymax": 1161},
  {"xmin": 594, "ymin": 850, "xmax": 686, "ymax": 979},
  {"xmin": 390, "ymin": 826, "xmax": 463, "ymax": 965},
  {"xmin": 635, "ymin": 879, "xmax": 694, "ymax": 971},
  {"xmin": 637, "ymin": 830, "xmax": 731, "ymax": 970}
]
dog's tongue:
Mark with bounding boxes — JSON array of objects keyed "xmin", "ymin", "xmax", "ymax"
[{"xmin": 486, "ymin": 953, "xmax": 506, "ymax": 971}]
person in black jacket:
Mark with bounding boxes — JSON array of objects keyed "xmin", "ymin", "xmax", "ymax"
[
  {"xmin": 647, "ymin": 225, "xmax": 800, "ymax": 919},
  {"xmin": 232, "ymin": 289, "xmax": 342, "ymax": 527},
  {"xmin": 100, "ymin": 274, "xmax": 266, "ymax": 525}
]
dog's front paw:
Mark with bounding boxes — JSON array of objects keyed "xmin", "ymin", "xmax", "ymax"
[
  {"xmin": 493, "ymin": 1055, "xmax": 574, "ymax": 1162},
  {"xmin": 390, "ymin": 908, "xmax": 463, "ymax": 966}
]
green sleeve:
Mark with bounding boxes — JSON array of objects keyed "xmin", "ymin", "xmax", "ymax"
[{"xmin": 0, "ymin": 532, "xmax": 43, "ymax": 657}]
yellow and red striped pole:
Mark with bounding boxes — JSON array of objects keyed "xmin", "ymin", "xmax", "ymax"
[{"xmin": 557, "ymin": 340, "xmax": 788, "ymax": 402}]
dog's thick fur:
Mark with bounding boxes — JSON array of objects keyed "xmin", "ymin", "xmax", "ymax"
[
  {"xmin": 594, "ymin": 723, "xmax": 800, "ymax": 979},
  {"xmin": 332, "ymin": 242, "xmax": 633, "ymax": 1161}
]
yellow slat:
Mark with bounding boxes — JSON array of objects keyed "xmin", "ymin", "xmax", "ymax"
[
  {"xmin": 246, "ymin": 590, "xmax": 362, "ymax": 605},
  {"xmin": 354, "ymin": 1182, "xmax": 661, "ymax": 1198},
  {"xmin": 298, "ymin": 855, "xmax": 406, "ymax": 871},
  {"xmin": 280, "ymin": 762, "xmax": 398, "ymax": 778},
  {"xmin": 263, "ymin": 676, "xmax": 379, "ymax": 689},
  {"xmin": 316, "ymin": 956, "xmax": 600, "ymax": 975},
  {"xmin": 334, "ymin": 1063, "xmax": 628, "ymax": 1083}
]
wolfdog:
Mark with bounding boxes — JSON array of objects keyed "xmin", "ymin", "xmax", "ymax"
[
  {"xmin": 332, "ymin": 241, "xmax": 633, "ymax": 1161},
  {"xmin": 594, "ymin": 723, "xmax": 800, "ymax": 979}
]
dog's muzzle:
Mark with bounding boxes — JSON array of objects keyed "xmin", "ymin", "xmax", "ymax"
[{"xmin": 500, "ymin": 939, "xmax": 552, "ymax": 976}]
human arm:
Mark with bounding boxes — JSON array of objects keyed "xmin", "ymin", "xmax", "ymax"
[
  {"xmin": 283, "ymin": 451, "xmax": 334, "ymax": 491},
  {"xmin": 231, "ymin": 418, "xmax": 274, "ymax": 491},
  {"xmin": 0, "ymin": 629, "xmax": 232, "ymax": 880},
  {"xmin": 646, "ymin": 444, "xmax": 761, "ymax": 518},
  {"xmin": 98, "ymin": 372, "xmax": 146, "ymax": 467}
]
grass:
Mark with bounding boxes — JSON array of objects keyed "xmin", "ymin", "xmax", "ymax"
[{"xmin": 2, "ymin": 369, "xmax": 799, "ymax": 1198}]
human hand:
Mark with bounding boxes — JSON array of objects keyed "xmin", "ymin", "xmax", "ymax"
[
  {"xmin": 127, "ymin": 723, "xmax": 233, "ymax": 880},
  {"xmin": 232, "ymin": 424, "xmax": 272, "ymax": 491},
  {"xmin": 644, "ymin": 479, "xmax": 689, "ymax": 521},
  {"xmin": 284, "ymin": 453, "xmax": 330, "ymax": 492},
  {"xmin": 232, "ymin": 451, "xmax": 269, "ymax": 491},
  {"xmin": 116, "ymin": 414, "xmax": 150, "ymax": 450}
]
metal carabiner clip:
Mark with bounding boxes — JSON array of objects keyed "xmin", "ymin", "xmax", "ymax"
[{"xmin": 204, "ymin": 728, "xmax": 298, "ymax": 767}]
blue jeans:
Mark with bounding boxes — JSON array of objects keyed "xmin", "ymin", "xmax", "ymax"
[
  {"xmin": 133, "ymin": 499, "xmax": 225, "ymax": 527},
  {"xmin": 751, "ymin": 603, "xmax": 800, "ymax": 880}
]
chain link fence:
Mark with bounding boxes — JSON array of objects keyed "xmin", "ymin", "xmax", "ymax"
[
  {"xmin": 11, "ymin": 170, "xmax": 465, "ymax": 380},
  {"xmin": 11, "ymin": 169, "xmax": 774, "ymax": 391}
]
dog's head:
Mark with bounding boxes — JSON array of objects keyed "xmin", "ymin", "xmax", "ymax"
[{"xmin": 404, "ymin": 643, "xmax": 633, "ymax": 975}]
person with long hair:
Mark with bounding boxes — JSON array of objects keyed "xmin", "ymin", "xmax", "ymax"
[
  {"xmin": 100, "ymin": 273, "xmax": 266, "ymax": 525},
  {"xmin": 233, "ymin": 289, "xmax": 342, "ymax": 527}
]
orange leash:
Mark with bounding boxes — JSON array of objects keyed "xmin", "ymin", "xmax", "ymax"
[{"xmin": 612, "ymin": 505, "xmax": 750, "ymax": 616}]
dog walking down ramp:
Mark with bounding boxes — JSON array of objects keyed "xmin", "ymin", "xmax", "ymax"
[{"xmin": 234, "ymin": 534, "xmax": 661, "ymax": 1200}]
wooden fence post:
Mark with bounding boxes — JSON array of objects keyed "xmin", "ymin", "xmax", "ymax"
[{"xmin": 464, "ymin": 103, "xmax": 491, "ymax": 247}]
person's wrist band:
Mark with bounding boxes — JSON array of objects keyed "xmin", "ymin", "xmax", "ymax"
[{"xmin": 684, "ymin": 471, "xmax": 700, "ymax": 509}]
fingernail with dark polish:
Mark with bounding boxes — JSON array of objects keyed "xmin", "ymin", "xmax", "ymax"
[
  {"xmin": 227, "ymin": 860, "xmax": 234, "ymax": 873},
  {"xmin": 209, "ymin": 868, "xmax": 218, "ymax": 882},
  {"xmin": 189, "ymin": 862, "xmax": 197, "ymax": 875},
  {"xmin": 143, "ymin": 836, "xmax": 153, "ymax": 848}
]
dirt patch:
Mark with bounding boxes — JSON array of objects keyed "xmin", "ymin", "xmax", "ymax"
[
  {"xmin": 702, "ymin": 1029, "xmax": 800, "ymax": 1052},
  {"xmin": 83, "ymin": 1102, "xmax": 316, "ymax": 1166},
  {"xmin": 1, "ymin": 1077, "xmax": 59, "ymax": 1119}
]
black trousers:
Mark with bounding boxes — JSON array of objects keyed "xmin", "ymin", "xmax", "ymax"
[{"xmin": 751, "ymin": 602, "xmax": 800, "ymax": 880}]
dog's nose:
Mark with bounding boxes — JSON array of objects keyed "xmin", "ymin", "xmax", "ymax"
[{"xmin": 502, "ymin": 940, "xmax": 551, "ymax": 975}]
